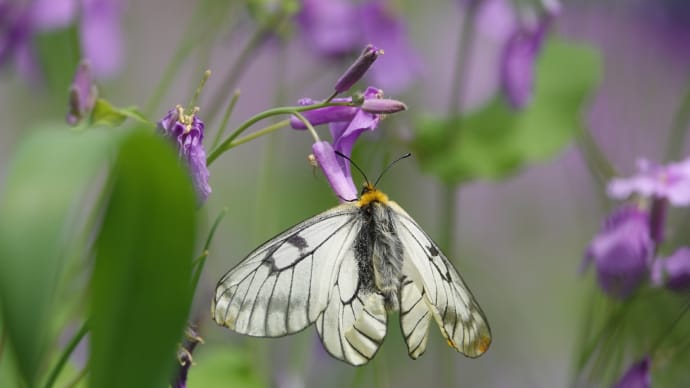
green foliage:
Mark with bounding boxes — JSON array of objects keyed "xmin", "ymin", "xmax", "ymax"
[
  {"xmin": 89, "ymin": 130, "xmax": 197, "ymax": 388},
  {"xmin": 186, "ymin": 346, "xmax": 263, "ymax": 388},
  {"xmin": 413, "ymin": 38, "xmax": 602, "ymax": 185},
  {"xmin": 0, "ymin": 126, "xmax": 117, "ymax": 386},
  {"xmin": 91, "ymin": 99, "xmax": 153, "ymax": 128}
]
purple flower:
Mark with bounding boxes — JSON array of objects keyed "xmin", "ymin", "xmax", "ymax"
[
  {"xmin": 583, "ymin": 205, "xmax": 654, "ymax": 298},
  {"xmin": 292, "ymin": 87, "xmax": 396, "ymax": 201},
  {"xmin": 296, "ymin": 0, "xmax": 360, "ymax": 57},
  {"xmin": 171, "ymin": 326, "xmax": 203, "ymax": 388},
  {"xmin": 66, "ymin": 60, "xmax": 97, "ymax": 125},
  {"xmin": 613, "ymin": 357, "xmax": 651, "ymax": 388},
  {"xmin": 80, "ymin": 0, "xmax": 124, "ymax": 79},
  {"xmin": 1, "ymin": 0, "xmax": 123, "ymax": 80},
  {"xmin": 500, "ymin": 13, "xmax": 553, "ymax": 109},
  {"xmin": 0, "ymin": 3, "xmax": 32, "ymax": 66},
  {"xmin": 31, "ymin": 0, "xmax": 78, "ymax": 30},
  {"xmin": 608, "ymin": 157, "xmax": 690, "ymax": 206},
  {"xmin": 296, "ymin": 0, "xmax": 422, "ymax": 92},
  {"xmin": 359, "ymin": 1, "xmax": 423, "ymax": 93},
  {"xmin": 312, "ymin": 141, "xmax": 358, "ymax": 201},
  {"xmin": 158, "ymin": 106, "xmax": 211, "ymax": 203},
  {"xmin": 652, "ymin": 247, "xmax": 690, "ymax": 291}
]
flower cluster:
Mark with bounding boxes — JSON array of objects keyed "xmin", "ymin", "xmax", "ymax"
[
  {"xmin": 584, "ymin": 157, "xmax": 690, "ymax": 298},
  {"xmin": 289, "ymin": 45, "xmax": 406, "ymax": 201},
  {"xmin": 157, "ymin": 105, "xmax": 211, "ymax": 203}
]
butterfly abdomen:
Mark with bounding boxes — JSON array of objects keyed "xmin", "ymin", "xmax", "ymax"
[{"xmin": 355, "ymin": 199, "xmax": 404, "ymax": 311}]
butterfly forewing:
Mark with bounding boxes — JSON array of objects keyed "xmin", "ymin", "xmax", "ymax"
[
  {"xmin": 388, "ymin": 201, "xmax": 492, "ymax": 358},
  {"xmin": 212, "ymin": 204, "xmax": 361, "ymax": 337}
]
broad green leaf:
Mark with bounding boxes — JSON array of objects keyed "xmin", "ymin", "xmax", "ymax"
[
  {"xmin": 413, "ymin": 38, "xmax": 602, "ymax": 184},
  {"xmin": 186, "ymin": 347, "xmax": 262, "ymax": 388},
  {"xmin": 89, "ymin": 129, "xmax": 197, "ymax": 388},
  {"xmin": 0, "ymin": 127, "xmax": 117, "ymax": 386}
]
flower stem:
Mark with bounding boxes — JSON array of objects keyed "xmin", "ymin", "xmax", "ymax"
[
  {"xmin": 191, "ymin": 208, "xmax": 228, "ymax": 293},
  {"xmin": 211, "ymin": 89, "xmax": 241, "ymax": 150},
  {"xmin": 448, "ymin": 2, "xmax": 478, "ymax": 116},
  {"xmin": 206, "ymin": 102, "xmax": 352, "ymax": 165},
  {"xmin": 205, "ymin": 11, "xmax": 289, "ymax": 122},
  {"xmin": 144, "ymin": 1, "xmax": 229, "ymax": 116},
  {"xmin": 42, "ymin": 322, "xmax": 89, "ymax": 388},
  {"xmin": 664, "ymin": 73, "xmax": 690, "ymax": 161}
]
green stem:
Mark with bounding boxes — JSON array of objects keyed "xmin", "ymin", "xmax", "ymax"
[
  {"xmin": 206, "ymin": 102, "xmax": 352, "ymax": 165},
  {"xmin": 576, "ymin": 125, "xmax": 617, "ymax": 186},
  {"xmin": 665, "ymin": 73, "xmax": 690, "ymax": 161},
  {"xmin": 448, "ymin": 2, "xmax": 478, "ymax": 116},
  {"xmin": 205, "ymin": 12, "xmax": 289, "ymax": 123},
  {"xmin": 211, "ymin": 89, "xmax": 241, "ymax": 150},
  {"xmin": 191, "ymin": 208, "xmax": 228, "ymax": 293},
  {"xmin": 225, "ymin": 119, "xmax": 290, "ymax": 150},
  {"xmin": 42, "ymin": 322, "xmax": 89, "ymax": 388}
]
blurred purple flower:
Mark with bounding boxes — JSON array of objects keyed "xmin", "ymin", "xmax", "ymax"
[
  {"xmin": 31, "ymin": 0, "xmax": 78, "ymax": 30},
  {"xmin": 613, "ymin": 357, "xmax": 651, "ymax": 388},
  {"xmin": 297, "ymin": 0, "xmax": 360, "ymax": 57},
  {"xmin": 500, "ymin": 11, "xmax": 555, "ymax": 109},
  {"xmin": 583, "ymin": 205, "xmax": 653, "ymax": 298},
  {"xmin": 0, "ymin": 3, "xmax": 32, "ymax": 66},
  {"xmin": 608, "ymin": 157, "xmax": 690, "ymax": 206},
  {"xmin": 0, "ymin": 0, "xmax": 123, "ymax": 80},
  {"xmin": 158, "ymin": 106, "xmax": 211, "ymax": 203},
  {"xmin": 359, "ymin": 0, "xmax": 423, "ymax": 93},
  {"xmin": 66, "ymin": 60, "xmax": 97, "ymax": 125},
  {"xmin": 80, "ymin": 0, "xmax": 124, "ymax": 78},
  {"xmin": 292, "ymin": 87, "xmax": 397, "ymax": 201},
  {"xmin": 296, "ymin": 0, "xmax": 421, "ymax": 93},
  {"xmin": 652, "ymin": 247, "xmax": 690, "ymax": 291}
]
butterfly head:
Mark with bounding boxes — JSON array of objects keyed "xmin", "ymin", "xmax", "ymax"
[{"xmin": 358, "ymin": 183, "xmax": 389, "ymax": 207}]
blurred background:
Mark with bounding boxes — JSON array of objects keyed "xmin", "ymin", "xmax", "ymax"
[{"xmin": 1, "ymin": 0, "xmax": 690, "ymax": 387}]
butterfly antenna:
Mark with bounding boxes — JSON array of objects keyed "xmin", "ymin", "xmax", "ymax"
[
  {"xmin": 373, "ymin": 153, "xmax": 412, "ymax": 187},
  {"xmin": 334, "ymin": 151, "xmax": 370, "ymax": 185}
]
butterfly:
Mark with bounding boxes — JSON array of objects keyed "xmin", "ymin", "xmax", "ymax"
[{"xmin": 212, "ymin": 170, "xmax": 491, "ymax": 366}]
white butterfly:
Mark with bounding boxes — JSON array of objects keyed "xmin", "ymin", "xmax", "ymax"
[{"xmin": 212, "ymin": 183, "xmax": 491, "ymax": 366}]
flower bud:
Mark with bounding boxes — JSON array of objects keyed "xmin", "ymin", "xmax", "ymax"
[
  {"xmin": 333, "ymin": 44, "xmax": 383, "ymax": 94},
  {"xmin": 361, "ymin": 98, "xmax": 407, "ymax": 114}
]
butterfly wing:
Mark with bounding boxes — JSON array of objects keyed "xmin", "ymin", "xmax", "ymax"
[
  {"xmin": 389, "ymin": 201, "xmax": 492, "ymax": 359},
  {"xmin": 212, "ymin": 202, "xmax": 388, "ymax": 366},
  {"xmin": 212, "ymin": 203, "xmax": 361, "ymax": 337}
]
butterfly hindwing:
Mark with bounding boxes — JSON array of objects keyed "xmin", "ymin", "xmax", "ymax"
[
  {"xmin": 389, "ymin": 201, "xmax": 492, "ymax": 358},
  {"xmin": 212, "ymin": 204, "xmax": 362, "ymax": 337}
]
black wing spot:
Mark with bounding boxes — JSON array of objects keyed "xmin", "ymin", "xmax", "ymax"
[
  {"xmin": 427, "ymin": 245, "xmax": 439, "ymax": 257},
  {"xmin": 286, "ymin": 234, "xmax": 309, "ymax": 250}
]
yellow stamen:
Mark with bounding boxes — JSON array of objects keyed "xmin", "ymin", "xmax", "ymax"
[{"xmin": 176, "ymin": 104, "xmax": 200, "ymax": 133}]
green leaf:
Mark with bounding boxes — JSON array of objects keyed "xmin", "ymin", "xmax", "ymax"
[
  {"xmin": 186, "ymin": 347, "xmax": 262, "ymax": 388},
  {"xmin": 89, "ymin": 129, "xmax": 197, "ymax": 388},
  {"xmin": 413, "ymin": 38, "xmax": 602, "ymax": 184},
  {"xmin": 0, "ymin": 127, "xmax": 117, "ymax": 386},
  {"xmin": 91, "ymin": 99, "xmax": 154, "ymax": 128}
]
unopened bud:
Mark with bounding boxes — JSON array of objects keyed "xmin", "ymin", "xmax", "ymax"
[
  {"xmin": 333, "ymin": 44, "xmax": 383, "ymax": 94},
  {"xmin": 361, "ymin": 98, "xmax": 407, "ymax": 114}
]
